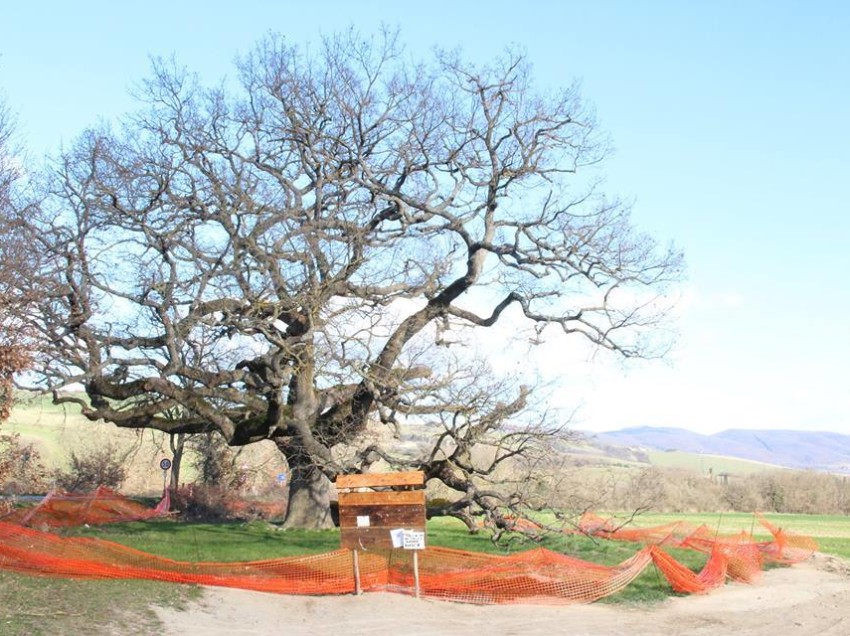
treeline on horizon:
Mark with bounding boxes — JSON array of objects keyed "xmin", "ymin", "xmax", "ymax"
[{"xmin": 552, "ymin": 465, "xmax": 850, "ymax": 516}]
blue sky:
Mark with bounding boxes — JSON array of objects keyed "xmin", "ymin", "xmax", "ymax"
[{"xmin": 2, "ymin": 1, "xmax": 848, "ymax": 434}]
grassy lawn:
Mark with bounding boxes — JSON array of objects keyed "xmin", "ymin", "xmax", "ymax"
[
  {"xmin": 0, "ymin": 572, "xmax": 199, "ymax": 636},
  {"xmin": 812, "ymin": 537, "xmax": 850, "ymax": 560},
  {"xmin": 65, "ymin": 519, "xmax": 343, "ymax": 560}
]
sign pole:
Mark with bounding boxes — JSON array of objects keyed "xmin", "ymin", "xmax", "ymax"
[
  {"xmin": 353, "ymin": 548, "xmax": 362, "ymax": 596},
  {"xmin": 413, "ymin": 551, "xmax": 420, "ymax": 599},
  {"xmin": 159, "ymin": 458, "xmax": 172, "ymax": 495}
]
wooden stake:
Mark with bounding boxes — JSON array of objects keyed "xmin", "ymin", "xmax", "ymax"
[
  {"xmin": 353, "ymin": 549, "xmax": 362, "ymax": 596},
  {"xmin": 413, "ymin": 550, "xmax": 420, "ymax": 599}
]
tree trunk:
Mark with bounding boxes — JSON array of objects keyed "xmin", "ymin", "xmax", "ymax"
[
  {"xmin": 282, "ymin": 461, "xmax": 335, "ymax": 529},
  {"xmin": 168, "ymin": 433, "xmax": 186, "ymax": 498}
]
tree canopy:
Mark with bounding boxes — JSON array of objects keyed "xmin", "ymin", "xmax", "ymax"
[{"xmin": 11, "ymin": 32, "xmax": 683, "ymax": 528}]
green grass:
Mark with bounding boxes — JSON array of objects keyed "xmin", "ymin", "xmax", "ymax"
[
  {"xmin": 66, "ymin": 520, "xmax": 342, "ymax": 561},
  {"xmin": 645, "ymin": 449, "xmax": 784, "ymax": 475},
  {"xmin": 0, "ymin": 571, "xmax": 199, "ymax": 636},
  {"xmin": 632, "ymin": 511, "xmax": 850, "ymax": 539},
  {"xmin": 64, "ymin": 511, "xmax": 850, "ymax": 566},
  {"xmin": 812, "ymin": 537, "xmax": 850, "ymax": 560},
  {"xmin": 3, "ymin": 393, "xmax": 90, "ymax": 461}
]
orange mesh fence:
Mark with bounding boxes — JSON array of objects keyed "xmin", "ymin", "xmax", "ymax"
[
  {"xmin": 0, "ymin": 521, "xmax": 357, "ymax": 594},
  {"xmin": 679, "ymin": 531, "xmax": 766, "ymax": 583},
  {"xmin": 0, "ymin": 521, "xmax": 656, "ymax": 604},
  {"xmin": 649, "ymin": 544, "xmax": 728, "ymax": 593},
  {"xmin": 387, "ymin": 546, "xmax": 654, "ymax": 604},
  {"xmin": 220, "ymin": 497, "xmax": 286, "ymax": 521},
  {"xmin": 0, "ymin": 497, "xmax": 818, "ymax": 604},
  {"xmin": 754, "ymin": 514, "xmax": 820, "ymax": 565},
  {"xmin": 578, "ymin": 512, "xmax": 816, "ymax": 566},
  {"xmin": 0, "ymin": 516, "xmax": 816, "ymax": 604},
  {"xmin": 0, "ymin": 487, "xmax": 170, "ymax": 528},
  {"xmin": 578, "ymin": 514, "xmax": 694, "ymax": 546}
]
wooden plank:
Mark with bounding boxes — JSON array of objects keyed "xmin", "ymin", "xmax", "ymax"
[
  {"xmin": 340, "ymin": 525, "xmax": 426, "ymax": 550},
  {"xmin": 338, "ymin": 490, "xmax": 425, "ymax": 507},
  {"xmin": 341, "ymin": 527, "xmax": 390, "ymax": 549},
  {"xmin": 336, "ymin": 471, "xmax": 425, "ymax": 490},
  {"xmin": 339, "ymin": 505, "xmax": 426, "ymax": 529},
  {"xmin": 338, "ymin": 503, "xmax": 426, "ymax": 520}
]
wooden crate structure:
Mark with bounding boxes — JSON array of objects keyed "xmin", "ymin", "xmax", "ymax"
[{"xmin": 336, "ymin": 471, "xmax": 426, "ymax": 550}]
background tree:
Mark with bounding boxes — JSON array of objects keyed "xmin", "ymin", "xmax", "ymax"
[
  {"xmin": 0, "ymin": 94, "xmax": 33, "ymax": 421},
  {"xmin": 14, "ymin": 32, "xmax": 683, "ymax": 529},
  {"xmin": 167, "ymin": 431, "xmax": 186, "ymax": 495}
]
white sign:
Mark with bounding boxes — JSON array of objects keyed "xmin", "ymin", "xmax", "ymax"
[
  {"xmin": 390, "ymin": 528, "xmax": 425, "ymax": 550},
  {"xmin": 356, "ymin": 515, "xmax": 370, "ymax": 527},
  {"xmin": 403, "ymin": 531, "xmax": 425, "ymax": 550},
  {"xmin": 390, "ymin": 528, "xmax": 405, "ymax": 548}
]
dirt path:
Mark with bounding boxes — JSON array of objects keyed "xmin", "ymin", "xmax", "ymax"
[{"xmin": 154, "ymin": 553, "xmax": 850, "ymax": 636}]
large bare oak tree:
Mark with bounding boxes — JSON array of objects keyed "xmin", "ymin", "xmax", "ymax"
[{"xmin": 13, "ymin": 32, "xmax": 683, "ymax": 528}]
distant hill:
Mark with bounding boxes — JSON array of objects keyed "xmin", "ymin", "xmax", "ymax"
[{"xmin": 587, "ymin": 426, "xmax": 850, "ymax": 473}]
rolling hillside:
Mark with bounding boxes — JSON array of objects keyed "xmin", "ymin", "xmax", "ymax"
[
  {"xmin": 1, "ymin": 393, "xmax": 288, "ymax": 495},
  {"xmin": 588, "ymin": 426, "xmax": 850, "ymax": 473},
  {"xmin": 6, "ymin": 390, "xmax": 848, "ymax": 498}
]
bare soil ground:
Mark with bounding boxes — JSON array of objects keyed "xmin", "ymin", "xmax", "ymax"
[{"xmin": 154, "ymin": 553, "xmax": 850, "ymax": 636}]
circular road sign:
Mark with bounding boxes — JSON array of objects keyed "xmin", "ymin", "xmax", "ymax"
[{"xmin": 159, "ymin": 458, "xmax": 172, "ymax": 471}]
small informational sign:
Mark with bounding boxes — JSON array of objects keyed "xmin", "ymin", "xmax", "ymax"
[
  {"xmin": 402, "ymin": 530, "xmax": 426, "ymax": 550},
  {"xmin": 390, "ymin": 528, "xmax": 425, "ymax": 550},
  {"xmin": 390, "ymin": 528, "xmax": 405, "ymax": 548},
  {"xmin": 159, "ymin": 458, "xmax": 172, "ymax": 471},
  {"xmin": 356, "ymin": 515, "xmax": 370, "ymax": 527},
  {"xmin": 276, "ymin": 473, "xmax": 287, "ymax": 485}
]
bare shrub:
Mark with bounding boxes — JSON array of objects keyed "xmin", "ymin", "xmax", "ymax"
[
  {"xmin": 172, "ymin": 482, "xmax": 286, "ymax": 522},
  {"xmin": 54, "ymin": 443, "xmax": 129, "ymax": 493},
  {"xmin": 0, "ymin": 433, "xmax": 48, "ymax": 494},
  {"xmin": 759, "ymin": 476, "xmax": 785, "ymax": 512},
  {"xmin": 171, "ymin": 484, "xmax": 233, "ymax": 522}
]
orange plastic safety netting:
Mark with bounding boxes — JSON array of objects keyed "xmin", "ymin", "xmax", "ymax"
[
  {"xmin": 0, "ymin": 515, "xmax": 817, "ymax": 604},
  {"xmin": 577, "ymin": 512, "xmax": 817, "ymax": 568},
  {"xmin": 0, "ymin": 520, "xmax": 653, "ymax": 603},
  {"xmin": 0, "ymin": 486, "xmax": 170, "ymax": 528},
  {"xmin": 0, "ymin": 493, "xmax": 818, "ymax": 604}
]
